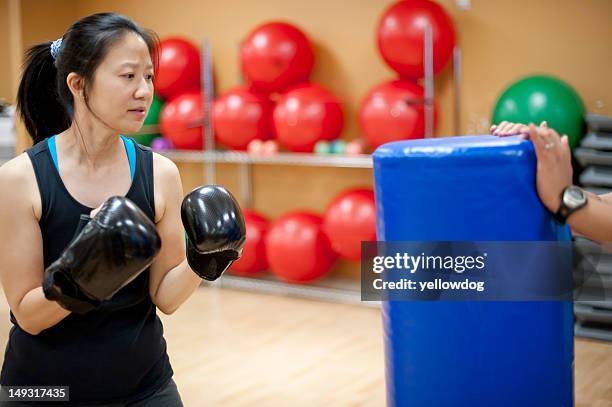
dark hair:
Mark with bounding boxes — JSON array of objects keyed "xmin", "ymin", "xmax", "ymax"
[{"xmin": 17, "ymin": 13, "xmax": 159, "ymax": 144}]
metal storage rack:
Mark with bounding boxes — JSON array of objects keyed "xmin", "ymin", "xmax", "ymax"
[
  {"xmin": 577, "ymin": 114, "xmax": 612, "ymax": 192},
  {"xmin": 159, "ymin": 149, "xmax": 375, "ymax": 304},
  {"xmin": 158, "ymin": 149, "xmax": 375, "ymax": 304},
  {"xmin": 156, "ymin": 26, "xmax": 462, "ymax": 306},
  {"xmin": 574, "ymin": 113, "xmax": 612, "ymax": 340}
]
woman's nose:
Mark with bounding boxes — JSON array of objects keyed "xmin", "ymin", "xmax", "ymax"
[{"xmin": 134, "ymin": 77, "xmax": 152, "ymax": 99}]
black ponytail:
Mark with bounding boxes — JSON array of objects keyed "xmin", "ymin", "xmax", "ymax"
[
  {"xmin": 16, "ymin": 42, "xmax": 70, "ymax": 145},
  {"xmin": 16, "ymin": 13, "xmax": 159, "ymax": 145}
]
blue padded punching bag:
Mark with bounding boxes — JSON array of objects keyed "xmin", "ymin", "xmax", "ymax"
[{"xmin": 373, "ymin": 135, "xmax": 573, "ymax": 406}]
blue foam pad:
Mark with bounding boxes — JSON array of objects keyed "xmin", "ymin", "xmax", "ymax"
[{"xmin": 373, "ymin": 135, "xmax": 573, "ymax": 406}]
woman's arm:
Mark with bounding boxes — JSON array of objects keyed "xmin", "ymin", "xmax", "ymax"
[
  {"xmin": 0, "ymin": 155, "xmax": 71, "ymax": 335},
  {"xmin": 507, "ymin": 123, "xmax": 612, "ymax": 242},
  {"xmin": 148, "ymin": 154, "xmax": 201, "ymax": 315},
  {"xmin": 567, "ymin": 191, "xmax": 612, "ymax": 241}
]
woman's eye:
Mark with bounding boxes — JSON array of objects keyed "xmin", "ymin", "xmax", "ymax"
[
  {"xmin": 146, "ymin": 74, "xmax": 154, "ymax": 81},
  {"xmin": 123, "ymin": 73, "xmax": 135, "ymax": 79}
]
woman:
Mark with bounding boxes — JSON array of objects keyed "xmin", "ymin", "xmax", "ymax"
[
  {"xmin": 0, "ymin": 13, "xmax": 203, "ymax": 406},
  {"xmin": 492, "ymin": 120, "xmax": 612, "ymax": 242}
]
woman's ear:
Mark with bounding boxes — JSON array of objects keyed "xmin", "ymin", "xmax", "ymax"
[{"xmin": 66, "ymin": 72, "xmax": 85, "ymax": 99}]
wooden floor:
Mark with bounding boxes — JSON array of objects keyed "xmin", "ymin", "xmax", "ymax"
[{"xmin": 0, "ymin": 288, "xmax": 611, "ymax": 406}]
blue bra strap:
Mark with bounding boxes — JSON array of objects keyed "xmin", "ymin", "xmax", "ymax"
[
  {"xmin": 48, "ymin": 135, "xmax": 58, "ymax": 171},
  {"xmin": 120, "ymin": 135, "xmax": 136, "ymax": 181}
]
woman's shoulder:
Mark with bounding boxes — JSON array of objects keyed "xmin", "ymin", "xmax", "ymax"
[
  {"xmin": 152, "ymin": 151, "xmax": 179, "ymax": 179},
  {"xmin": 0, "ymin": 153, "xmax": 35, "ymax": 183},
  {"xmin": 0, "ymin": 153, "xmax": 42, "ymax": 219}
]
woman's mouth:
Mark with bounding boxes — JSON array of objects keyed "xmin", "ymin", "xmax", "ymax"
[{"xmin": 128, "ymin": 108, "xmax": 146, "ymax": 118}]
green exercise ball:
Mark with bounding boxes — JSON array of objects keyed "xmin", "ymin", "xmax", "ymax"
[
  {"xmin": 133, "ymin": 95, "xmax": 164, "ymax": 146},
  {"xmin": 492, "ymin": 75, "xmax": 585, "ymax": 149}
]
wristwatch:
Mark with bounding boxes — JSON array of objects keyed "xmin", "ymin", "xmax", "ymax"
[{"xmin": 553, "ymin": 186, "xmax": 588, "ymax": 225}]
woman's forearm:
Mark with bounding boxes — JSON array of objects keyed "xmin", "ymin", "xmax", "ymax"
[
  {"xmin": 16, "ymin": 287, "xmax": 72, "ymax": 335},
  {"xmin": 153, "ymin": 259, "xmax": 202, "ymax": 315},
  {"xmin": 568, "ymin": 192, "xmax": 612, "ymax": 242}
]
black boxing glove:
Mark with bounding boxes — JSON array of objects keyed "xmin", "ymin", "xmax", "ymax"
[
  {"xmin": 181, "ymin": 185, "xmax": 246, "ymax": 281},
  {"xmin": 43, "ymin": 196, "xmax": 161, "ymax": 314}
]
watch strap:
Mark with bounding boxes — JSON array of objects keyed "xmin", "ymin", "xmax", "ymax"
[{"xmin": 553, "ymin": 204, "xmax": 571, "ymax": 225}]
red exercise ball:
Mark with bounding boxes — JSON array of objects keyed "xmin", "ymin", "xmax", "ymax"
[
  {"xmin": 154, "ymin": 38, "xmax": 201, "ymax": 100},
  {"xmin": 323, "ymin": 189, "xmax": 377, "ymax": 261},
  {"xmin": 273, "ymin": 83, "xmax": 344, "ymax": 152},
  {"xmin": 358, "ymin": 80, "xmax": 436, "ymax": 149},
  {"xmin": 230, "ymin": 211, "xmax": 269, "ymax": 276},
  {"xmin": 214, "ymin": 86, "xmax": 273, "ymax": 151},
  {"xmin": 159, "ymin": 92, "xmax": 204, "ymax": 150},
  {"xmin": 377, "ymin": 0, "xmax": 456, "ymax": 79},
  {"xmin": 266, "ymin": 212, "xmax": 337, "ymax": 283},
  {"xmin": 240, "ymin": 22, "xmax": 315, "ymax": 93}
]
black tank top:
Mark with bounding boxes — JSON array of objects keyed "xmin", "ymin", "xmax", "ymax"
[{"xmin": 0, "ymin": 137, "xmax": 173, "ymax": 405}]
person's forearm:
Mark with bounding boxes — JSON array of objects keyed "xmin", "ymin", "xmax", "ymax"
[
  {"xmin": 568, "ymin": 192, "xmax": 612, "ymax": 242},
  {"xmin": 153, "ymin": 259, "xmax": 202, "ymax": 315},
  {"xmin": 599, "ymin": 192, "xmax": 612, "ymax": 205},
  {"xmin": 16, "ymin": 287, "xmax": 71, "ymax": 335}
]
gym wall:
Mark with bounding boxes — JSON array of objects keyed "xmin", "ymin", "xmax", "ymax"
[
  {"xmin": 5, "ymin": 0, "xmax": 611, "ymax": 135},
  {"xmin": 0, "ymin": 0, "xmax": 11, "ymax": 102}
]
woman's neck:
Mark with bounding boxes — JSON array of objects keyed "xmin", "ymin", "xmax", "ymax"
[{"xmin": 60, "ymin": 121, "xmax": 123, "ymax": 170}]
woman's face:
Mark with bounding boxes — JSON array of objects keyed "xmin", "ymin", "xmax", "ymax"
[{"xmin": 86, "ymin": 32, "xmax": 154, "ymax": 134}]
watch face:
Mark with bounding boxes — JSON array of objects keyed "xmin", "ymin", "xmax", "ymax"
[{"xmin": 564, "ymin": 186, "xmax": 586, "ymax": 208}]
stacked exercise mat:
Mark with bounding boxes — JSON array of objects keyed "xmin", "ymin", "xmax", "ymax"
[
  {"xmin": 0, "ymin": 102, "xmax": 15, "ymax": 164},
  {"xmin": 577, "ymin": 114, "xmax": 612, "ymax": 194},
  {"xmin": 574, "ymin": 113, "xmax": 612, "ymax": 341}
]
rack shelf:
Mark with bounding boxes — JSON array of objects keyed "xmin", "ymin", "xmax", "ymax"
[
  {"xmin": 160, "ymin": 149, "xmax": 373, "ymax": 168},
  {"xmin": 0, "ymin": 147, "xmax": 376, "ymax": 305},
  {"xmin": 161, "ymin": 149, "xmax": 375, "ymax": 306},
  {"xmin": 210, "ymin": 273, "xmax": 380, "ymax": 308}
]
